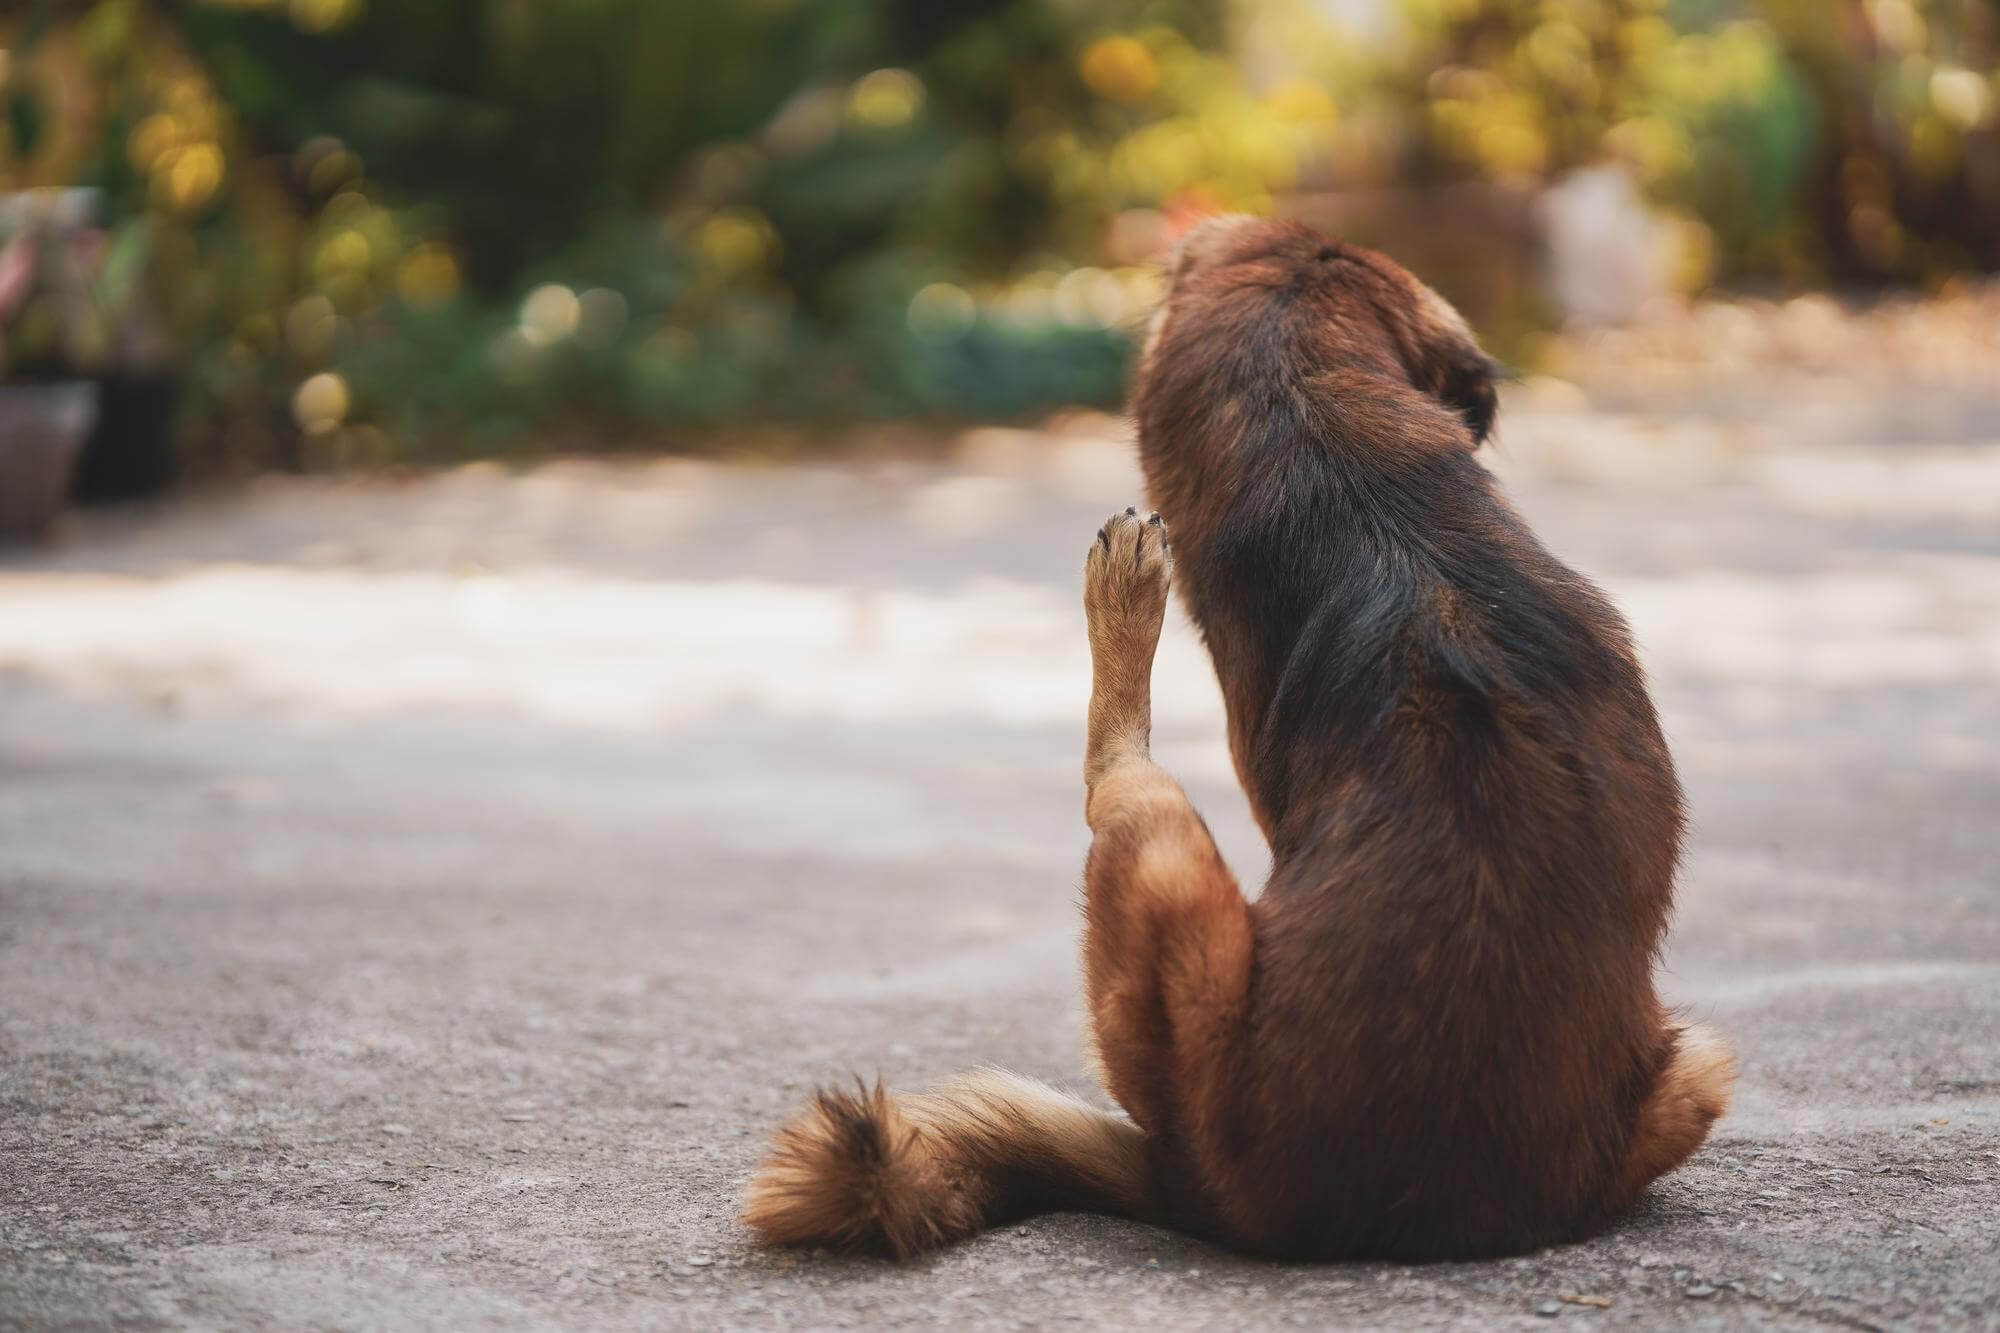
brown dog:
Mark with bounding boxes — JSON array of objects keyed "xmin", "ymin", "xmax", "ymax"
[{"xmin": 743, "ymin": 216, "xmax": 1733, "ymax": 1261}]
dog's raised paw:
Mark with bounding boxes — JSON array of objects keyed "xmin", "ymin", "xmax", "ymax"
[{"xmin": 1085, "ymin": 507, "xmax": 1171, "ymax": 646}]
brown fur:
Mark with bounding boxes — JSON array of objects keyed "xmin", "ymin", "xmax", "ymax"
[{"xmin": 744, "ymin": 216, "xmax": 1733, "ymax": 1261}]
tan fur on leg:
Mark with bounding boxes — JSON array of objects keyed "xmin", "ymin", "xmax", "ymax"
[
  {"xmin": 1078, "ymin": 508, "xmax": 1256, "ymax": 1194},
  {"xmin": 1084, "ymin": 507, "xmax": 1171, "ymax": 797}
]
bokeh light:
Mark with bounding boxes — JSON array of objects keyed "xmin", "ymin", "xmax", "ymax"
[
  {"xmin": 519, "ymin": 285, "xmax": 581, "ymax": 347},
  {"xmin": 1080, "ymin": 36, "xmax": 1158, "ymax": 103},
  {"xmin": 907, "ymin": 283, "xmax": 976, "ymax": 344},
  {"xmin": 846, "ymin": 69, "xmax": 924, "ymax": 132},
  {"xmin": 292, "ymin": 371, "xmax": 350, "ymax": 434},
  {"xmin": 396, "ymin": 245, "xmax": 461, "ymax": 310}
]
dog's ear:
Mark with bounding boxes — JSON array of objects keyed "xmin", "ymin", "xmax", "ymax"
[
  {"xmin": 1397, "ymin": 283, "xmax": 1502, "ymax": 446},
  {"xmin": 1348, "ymin": 258, "xmax": 1502, "ymax": 446},
  {"xmin": 1433, "ymin": 343, "xmax": 1503, "ymax": 446}
]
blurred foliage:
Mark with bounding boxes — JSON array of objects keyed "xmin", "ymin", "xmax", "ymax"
[
  {"xmin": 1397, "ymin": 0, "xmax": 2000, "ymax": 287},
  {"xmin": 0, "ymin": 0, "xmax": 1995, "ymax": 468}
]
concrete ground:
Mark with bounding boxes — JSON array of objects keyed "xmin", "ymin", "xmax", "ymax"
[{"xmin": 2, "ymin": 367, "xmax": 1998, "ymax": 1329}]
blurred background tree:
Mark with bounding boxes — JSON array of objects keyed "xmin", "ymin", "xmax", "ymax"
[
  {"xmin": 1, "ymin": 0, "xmax": 1995, "ymax": 474},
  {"xmin": 1394, "ymin": 0, "xmax": 1999, "ymax": 287}
]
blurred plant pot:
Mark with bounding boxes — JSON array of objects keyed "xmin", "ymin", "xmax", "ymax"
[
  {"xmin": 0, "ymin": 380, "xmax": 97, "ymax": 538},
  {"xmin": 72, "ymin": 370, "xmax": 179, "ymax": 503}
]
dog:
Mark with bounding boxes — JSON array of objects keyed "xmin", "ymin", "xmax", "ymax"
[{"xmin": 743, "ymin": 215, "xmax": 1734, "ymax": 1261}]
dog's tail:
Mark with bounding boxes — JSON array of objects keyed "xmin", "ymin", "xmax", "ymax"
[{"xmin": 742, "ymin": 1068, "xmax": 1152, "ymax": 1258}]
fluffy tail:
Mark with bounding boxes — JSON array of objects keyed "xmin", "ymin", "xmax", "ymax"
[{"xmin": 742, "ymin": 1068, "xmax": 1152, "ymax": 1258}]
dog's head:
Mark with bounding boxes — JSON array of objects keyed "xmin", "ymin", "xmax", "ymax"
[{"xmin": 1137, "ymin": 214, "xmax": 1500, "ymax": 448}]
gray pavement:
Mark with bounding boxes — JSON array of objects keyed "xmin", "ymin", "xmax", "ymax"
[{"xmin": 2, "ymin": 381, "xmax": 1998, "ymax": 1329}]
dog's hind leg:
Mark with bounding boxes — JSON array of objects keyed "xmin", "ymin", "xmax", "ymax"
[{"xmin": 1080, "ymin": 510, "xmax": 1255, "ymax": 1160}]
